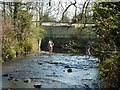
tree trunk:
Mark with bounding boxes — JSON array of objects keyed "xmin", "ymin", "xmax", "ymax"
[
  {"xmin": 2, "ymin": 2, "xmax": 6, "ymax": 25},
  {"xmin": 14, "ymin": 2, "xmax": 18, "ymax": 27},
  {"xmin": 9, "ymin": 2, "xmax": 13, "ymax": 24}
]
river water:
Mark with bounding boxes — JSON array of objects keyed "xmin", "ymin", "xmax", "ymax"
[{"xmin": 2, "ymin": 52, "xmax": 102, "ymax": 88}]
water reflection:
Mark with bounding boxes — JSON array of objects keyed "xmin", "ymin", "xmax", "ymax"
[{"xmin": 42, "ymin": 46, "xmax": 86, "ymax": 55}]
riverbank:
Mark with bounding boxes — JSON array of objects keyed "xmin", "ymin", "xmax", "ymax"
[{"xmin": 2, "ymin": 50, "xmax": 49, "ymax": 63}]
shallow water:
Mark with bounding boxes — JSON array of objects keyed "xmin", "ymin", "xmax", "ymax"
[{"xmin": 2, "ymin": 53, "xmax": 101, "ymax": 88}]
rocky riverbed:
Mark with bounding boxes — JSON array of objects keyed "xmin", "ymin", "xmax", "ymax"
[{"xmin": 2, "ymin": 52, "xmax": 102, "ymax": 88}]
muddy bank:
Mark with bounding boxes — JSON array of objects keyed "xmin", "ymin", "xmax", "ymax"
[{"xmin": 2, "ymin": 53, "xmax": 102, "ymax": 88}]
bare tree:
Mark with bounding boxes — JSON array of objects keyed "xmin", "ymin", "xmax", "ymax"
[{"xmin": 61, "ymin": 0, "xmax": 77, "ymax": 21}]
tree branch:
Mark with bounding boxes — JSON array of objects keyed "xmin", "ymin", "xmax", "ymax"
[{"xmin": 61, "ymin": 0, "xmax": 76, "ymax": 21}]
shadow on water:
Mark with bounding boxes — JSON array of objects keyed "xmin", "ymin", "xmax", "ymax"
[{"xmin": 42, "ymin": 46, "xmax": 86, "ymax": 55}]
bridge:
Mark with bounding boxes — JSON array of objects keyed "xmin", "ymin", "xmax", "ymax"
[
  {"xmin": 41, "ymin": 22, "xmax": 95, "ymax": 38},
  {"xmin": 33, "ymin": 21, "xmax": 96, "ymax": 52}
]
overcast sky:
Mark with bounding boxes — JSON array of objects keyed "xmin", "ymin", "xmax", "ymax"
[
  {"xmin": 1, "ymin": 0, "xmax": 119, "ymax": 21},
  {"xmin": 29, "ymin": 0, "xmax": 90, "ymax": 21},
  {"xmin": 41, "ymin": 0, "xmax": 91, "ymax": 21},
  {"xmin": 0, "ymin": 0, "xmax": 96, "ymax": 21}
]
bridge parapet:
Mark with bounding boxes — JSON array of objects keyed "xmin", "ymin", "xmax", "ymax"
[
  {"xmin": 41, "ymin": 22, "xmax": 95, "ymax": 38},
  {"xmin": 42, "ymin": 22, "xmax": 95, "ymax": 28}
]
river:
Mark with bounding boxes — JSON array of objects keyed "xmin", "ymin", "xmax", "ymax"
[{"xmin": 2, "ymin": 52, "xmax": 102, "ymax": 88}]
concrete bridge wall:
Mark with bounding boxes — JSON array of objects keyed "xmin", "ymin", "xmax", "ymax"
[
  {"xmin": 43, "ymin": 26, "xmax": 75, "ymax": 38},
  {"xmin": 42, "ymin": 22, "xmax": 95, "ymax": 38}
]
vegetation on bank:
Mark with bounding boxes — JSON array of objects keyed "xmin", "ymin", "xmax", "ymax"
[
  {"xmin": 2, "ymin": 2, "xmax": 45, "ymax": 61},
  {"xmin": 92, "ymin": 2, "xmax": 120, "ymax": 88},
  {"xmin": 72, "ymin": 2, "xmax": 120, "ymax": 88}
]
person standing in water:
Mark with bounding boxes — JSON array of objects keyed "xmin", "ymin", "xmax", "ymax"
[
  {"xmin": 47, "ymin": 40, "xmax": 54, "ymax": 53},
  {"xmin": 85, "ymin": 44, "xmax": 91, "ymax": 58}
]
